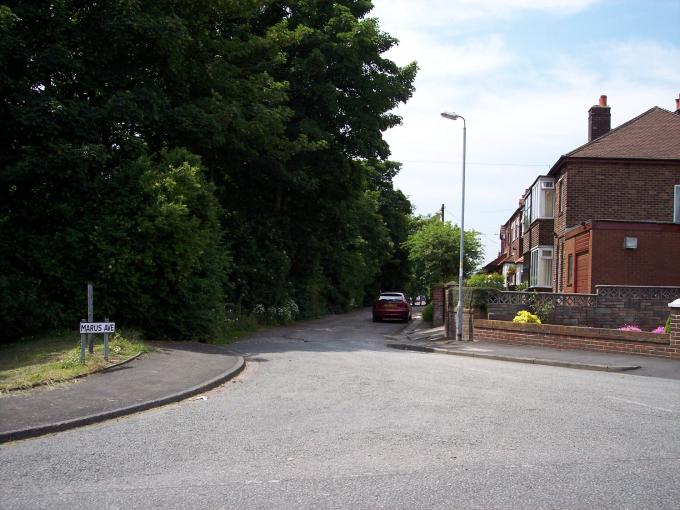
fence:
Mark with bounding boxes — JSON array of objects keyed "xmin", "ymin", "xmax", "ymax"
[{"xmin": 486, "ymin": 285, "xmax": 680, "ymax": 330}]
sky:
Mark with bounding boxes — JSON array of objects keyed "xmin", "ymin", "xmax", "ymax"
[{"xmin": 370, "ymin": 0, "xmax": 680, "ymax": 265}]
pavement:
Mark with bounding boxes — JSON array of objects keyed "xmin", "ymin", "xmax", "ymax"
[
  {"xmin": 0, "ymin": 342, "xmax": 244, "ymax": 443},
  {"xmin": 386, "ymin": 316, "xmax": 680, "ymax": 381}
]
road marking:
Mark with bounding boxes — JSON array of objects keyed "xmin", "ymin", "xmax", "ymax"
[{"xmin": 604, "ymin": 396, "xmax": 675, "ymax": 413}]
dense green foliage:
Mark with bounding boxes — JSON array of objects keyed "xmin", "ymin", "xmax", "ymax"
[
  {"xmin": 465, "ymin": 273, "xmax": 505, "ymax": 289},
  {"xmin": 403, "ymin": 216, "xmax": 484, "ymax": 298},
  {"xmin": 0, "ymin": 1, "xmax": 416, "ymax": 339},
  {"xmin": 421, "ymin": 303, "xmax": 433, "ymax": 322}
]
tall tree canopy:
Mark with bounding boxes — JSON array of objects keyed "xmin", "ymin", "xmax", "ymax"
[
  {"xmin": 403, "ymin": 216, "xmax": 484, "ymax": 298},
  {"xmin": 0, "ymin": 1, "xmax": 416, "ymax": 339}
]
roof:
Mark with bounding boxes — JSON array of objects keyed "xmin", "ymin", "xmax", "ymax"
[
  {"xmin": 482, "ymin": 253, "xmax": 508, "ymax": 272},
  {"xmin": 566, "ymin": 107, "xmax": 680, "ymax": 159}
]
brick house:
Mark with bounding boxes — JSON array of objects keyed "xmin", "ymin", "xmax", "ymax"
[
  {"xmin": 483, "ymin": 202, "xmax": 524, "ymax": 287},
  {"xmin": 487, "ymin": 94, "xmax": 680, "ymax": 292}
]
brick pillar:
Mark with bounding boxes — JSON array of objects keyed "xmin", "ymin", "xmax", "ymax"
[
  {"xmin": 432, "ymin": 284, "xmax": 444, "ymax": 327},
  {"xmin": 669, "ymin": 299, "xmax": 680, "ymax": 349},
  {"xmin": 444, "ymin": 284, "xmax": 456, "ymax": 338},
  {"xmin": 461, "ymin": 308, "xmax": 474, "ymax": 341}
]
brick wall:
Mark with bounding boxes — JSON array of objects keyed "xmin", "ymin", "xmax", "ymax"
[
  {"xmin": 524, "ymin": 219, "xmax": 554, "ymax": 254},
  {"xmin": 557, "ymin": 160, "xmax": 680, "ymax": 238},
  {"xmin": 591, "ymin": 223, "xmax": 680, "ymax": 288},
  {"xmin": 670, "ymin": 305, "xmax": 680, "ymax": 348},
  {"xmin": 474, "ymin": 319, "xmax": 678, "ymax": 359}
]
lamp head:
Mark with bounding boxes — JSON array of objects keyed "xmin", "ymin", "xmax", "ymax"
[{"xmin": 440, "ymin": 112, "xmax": 460, "ymax": 120}]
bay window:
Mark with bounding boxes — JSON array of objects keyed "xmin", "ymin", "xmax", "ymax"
[
  {"xmin": 530, "ymin": 246, "xmax": 553, "ymax": 288},
  {"xmin": 530, "ymin": 178, "xmax": 555, "ymax": 222}
]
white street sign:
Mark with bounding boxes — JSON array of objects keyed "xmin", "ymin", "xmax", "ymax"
[{"xmin": 79, "ymin": 322, "xmax": 115, "ymax": 334}]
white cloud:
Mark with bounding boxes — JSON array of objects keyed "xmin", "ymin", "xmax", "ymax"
[
  {"xmin": 387, "ymin": 32, "xmax": 512, "ymax": 80},
  {"xmin": 371, "ymin": 0, "xmax": 602, "ymax": 31}
]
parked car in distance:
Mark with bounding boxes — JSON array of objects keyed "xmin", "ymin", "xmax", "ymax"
[{"xmin": 372, "ymin": 292, "xmax": 411, "ymax": 322}]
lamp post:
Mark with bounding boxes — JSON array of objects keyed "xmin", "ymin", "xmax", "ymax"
[{"xmin": 440, "ymin": 111, "xmax": 466, "ymax": 341}]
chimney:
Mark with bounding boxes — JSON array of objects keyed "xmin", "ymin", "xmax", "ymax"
[
  {"xmin": 675, "ymin": 93, "xmax": 680, "ymax": 114},
  {"xmin": 588, "ymin": 94, "xmax": 611, "ymax": 141}
]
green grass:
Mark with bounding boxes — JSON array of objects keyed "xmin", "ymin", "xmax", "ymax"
[{"xmin": 0, "ymin": 330, "xmax": 152, "ymax": 392}]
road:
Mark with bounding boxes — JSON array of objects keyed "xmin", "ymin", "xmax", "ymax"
[{"xmin": 1, "ymin": 310, "xmax": 679, "ymax": 509}]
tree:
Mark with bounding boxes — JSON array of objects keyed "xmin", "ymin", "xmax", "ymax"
[
  {"xmin": 0, "ymin": 0, "xmax": 418, "ymax": 338},
  {"xmin": 243, "ymin": 1, "xmax": 417, "ymax": 313},
  {"xmin": 403, "ymin": 216, "xmax": 484, "ymax": 297}
]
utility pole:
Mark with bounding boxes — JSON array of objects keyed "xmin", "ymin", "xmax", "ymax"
[{"xmin": 441, "ymin": 204, "xmax": 445, "ymax": 222}]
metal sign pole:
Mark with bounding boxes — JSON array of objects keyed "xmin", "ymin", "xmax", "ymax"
[
  {"xmin": 87, "ymin": 282, "xmax": 94, "ymax": 353},
  {"xmin": 103, "ymin": 316, "xmax": 109, "ymax": 361},
  {"xmin": 80, "ymin": 319, "xmax": 86, "ymax": 363}
]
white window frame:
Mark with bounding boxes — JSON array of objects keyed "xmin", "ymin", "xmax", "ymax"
[
  {"xmin": 530, "ymin": 178, "xmax": 556, "ymax": 222},
  {"xmin": 674, "ymin": 185, "xmax": 680, "ymax": 224},
  {"xmin": 557, "ymin": 176, "xmax": 565, "ymax": 214},
  {"xmin": 523, "ymin": 193, "xmax": 531, "ymax": 231},
  {"xmin": 530, "ymin": 246, "xmax": 553, "ymax": 288}
]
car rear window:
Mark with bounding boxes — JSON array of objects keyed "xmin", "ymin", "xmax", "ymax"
[{"xmin": 379, "ymin": 294, "xmax": 404, "ymax": 301}]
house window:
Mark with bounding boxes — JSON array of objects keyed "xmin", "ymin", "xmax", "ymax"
[
  {"xmin": 523, "ymin": 193, "xmax": 531, "ymax": 231},
  {"xmin": 530, "ymin": 246, "xmax": 553, "ymax": 288},
  {"xmin": 674, "ymin": 185, "xmax": 680, "ymax": 224},
  {"xmin": 557, "ymin": 178, "xmax": 565, "ymax": 214},
  {"xmin": 567, "ymin": 254, "xmax": 573, "ymax": 286},
  {"xmin": 530, "ymin": 178, "xmax": 555, "ymax": 223}
]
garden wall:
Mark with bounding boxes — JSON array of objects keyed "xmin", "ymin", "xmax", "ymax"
[
  {"xmin": 474, "ymin": 319, "xmax": 679, "ymax": 360},
  {"xmin": 487, "ymin": 285, "xmax": 680, "ymax": 330}
]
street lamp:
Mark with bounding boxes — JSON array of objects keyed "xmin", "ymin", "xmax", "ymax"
[{"xmin": 440, "ymin": 111, "xmax": 466, "ymax": 341}]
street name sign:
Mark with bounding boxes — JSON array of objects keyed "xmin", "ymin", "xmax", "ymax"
[{"xmin": 79, "ymin": 322, "xmax": 115, "ymax": 334}]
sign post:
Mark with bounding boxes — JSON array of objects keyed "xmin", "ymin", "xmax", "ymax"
[
  {"xmin": 78, "ymin": 321, "xmax": 116, "ymax": 362},
  {"xmin": 87, "ymin": 282, "xmax": 94, "ymax": 354},
  {"xmin": 103, "ymin": 316, "xmax": 109, "ymax": 361},
  {"xmin": 78, "ymin": 284, "xmax": 115, "ymax": 363},
  {"xmin": 80, "ymin": 319, "xmax": 87, "ymax": 363}
]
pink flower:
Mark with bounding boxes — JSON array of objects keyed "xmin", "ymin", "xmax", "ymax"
[
  {"xmin": 618, "ymin": 324, "xmax": 642, "ymax": 332},
  {"xmin": 651, "ymin": 326, "xmax": 666, "ymax": 334}
]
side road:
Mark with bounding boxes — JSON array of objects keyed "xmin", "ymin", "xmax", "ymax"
[
  {"xmin": 0, "ymin": 342, "xmax": 244, "ymax": 443},
  {"xmin": 386, "ymin": 319, "xmax": 680, "ymax": 381}
]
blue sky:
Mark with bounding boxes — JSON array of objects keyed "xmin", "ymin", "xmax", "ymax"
[{"xmin": 371, "ymin": 0, "xmax": 680, "ymax": 265}]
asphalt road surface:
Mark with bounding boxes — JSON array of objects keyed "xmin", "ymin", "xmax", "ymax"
[{"xmin": 2, "ymin": 310, "xmax": 679, "ymax": 509}]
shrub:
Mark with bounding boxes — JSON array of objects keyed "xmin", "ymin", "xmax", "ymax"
[
  {"xmin": 515, "ymin": 282, "xmax": 529, "ymax": 291},
  {"xmin": 527, "ymin": 292, "xmax": 554, "ymax": 323},
  {"xmin": 512, "ymin": 310, "xmax": 541, "ymax": 324},
  {"xmin": 422, "ymin": 303, "xmax": 434, "ymax": 322},
  {"xmin": 665, "ymin": 315, "xmax": 672, "ymax": 334},
  {"xmin": 449, "ymin": 286, "xmax": 500, "ymax": 313},
  {"xmin": 465, "ymin": 273, "xmax": 505, "ymax": 289}
]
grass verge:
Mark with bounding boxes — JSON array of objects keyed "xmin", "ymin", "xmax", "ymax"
[{"xmin": 0, "ymin": 330, "xmax": 153, "ymax": 392}]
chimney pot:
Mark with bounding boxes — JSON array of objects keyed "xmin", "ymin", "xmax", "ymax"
[
  {"xmin": 675, "ymin": 93, "xmax": 680, "ymax": 114},
  {"xmin": 599, "ymin": 95, "xmax": 607, "ymax": 107}
]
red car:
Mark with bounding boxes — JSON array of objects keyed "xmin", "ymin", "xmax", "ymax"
[{"xmin": 372, "ymin": 292, "xmax": 412, "ymax": 322}]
